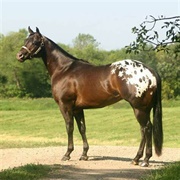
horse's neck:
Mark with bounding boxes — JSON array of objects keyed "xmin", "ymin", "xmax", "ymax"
[{"xmin": 42, "ymin": 38, "xmax": 74, "ymax": 77}]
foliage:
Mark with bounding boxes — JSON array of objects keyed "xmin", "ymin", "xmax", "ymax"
[
  {"xmin": 0, "ymin": 29, "xmax": 51, "ymax": 98},
  {"xmin": 0, "ymin": 164, "xmax": 51, "ymax": 180},
  {"xmin": 71, "ymin": 33, "xmax": 106, "ymax": 65},
  {"xmin": 0, "ymin": 29, "xmax": 26, "ymax": 97},
  {"xmin": 141, "ymin": 161, "xmax": 180, "ymax": 180},
  {"xmin": 126, "ymin": 15, "xmax": 180, "ymax": 54},
  {"xmin": 73, "ymin": 33, "xmax": 100, "ymax": 49},
  {"xmin": 156, "ymin": 45, "xmax": 180, "ymax": 99}
]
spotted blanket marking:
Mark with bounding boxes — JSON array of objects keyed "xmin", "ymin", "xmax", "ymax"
[{"xmin": 111, "ymin": 59, "xmax": 156, "ymax": 97}]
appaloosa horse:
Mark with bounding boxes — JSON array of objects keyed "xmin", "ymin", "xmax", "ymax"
[{"xmin": 16, "ymin": 27, "xmax": 163, "ymax": 167}]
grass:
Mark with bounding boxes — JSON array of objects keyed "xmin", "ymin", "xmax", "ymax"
[
  {"xmin": 0, "ymin": 98, "xmax": 57, "ymax": 111},
  {"xmin": 0, "ymin": 164, "xmax": 51, "ymax": 180},
  {"xmin": 0, "ymin": 108, "xmax": 141, "ymax": 148},
  {"xmin": 141, "ymin": 161, "xmax": 180, "ymax": 180},
  {"xmin": 0, "ymin": 98, "xmax": 179, "ymax": 148}
]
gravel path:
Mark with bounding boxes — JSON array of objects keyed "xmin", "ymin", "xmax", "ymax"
[{"xmin": 0, "ymin": 146, "xmax": 180, "ymax": 180}]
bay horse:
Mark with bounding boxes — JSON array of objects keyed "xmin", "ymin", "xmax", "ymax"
[{"xmin": 16, "ymin": 27, "xmax": 163, "ymax": 167}]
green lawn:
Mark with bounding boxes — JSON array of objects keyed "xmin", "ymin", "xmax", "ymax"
[
  {"xmin": 0, "ymin": 164, "xmax": 51, "ymax": 180},
  {"xmin": 0, "ymin": 98, "xmax": 179, "ymax": 148},
  {"xmin": 141, "ymin": 161, "xmax": 180, "ymax": 180}
]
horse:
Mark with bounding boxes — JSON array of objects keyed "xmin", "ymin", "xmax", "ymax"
[{"xmin": 16, "ymin": 27, "xmax": 163, "ymax": 167}]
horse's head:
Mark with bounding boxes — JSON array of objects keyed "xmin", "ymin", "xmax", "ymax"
[{"xmin": 16, "ymin": 27, "xmax": 44, "ymax": 62}]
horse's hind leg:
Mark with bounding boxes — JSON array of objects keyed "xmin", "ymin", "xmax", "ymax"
[
  {"xmin": 74, "ymin": 109, "xmax": 89, "ymax": 160},
  {"xmin": 141, "ymin": 120, "xmax": 152, "ymax": 167},
  {"xmin": 132, "ymin": 126, "xmax": 146, "ymax": 165},
  {"xmin": 133, "ymin": 108, "xmax": 152, "ymax": 167}
]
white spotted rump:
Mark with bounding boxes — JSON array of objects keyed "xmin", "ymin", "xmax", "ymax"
[{"xmin": 111, "ymin": 59, "xmax": 157, "ymax": 97}]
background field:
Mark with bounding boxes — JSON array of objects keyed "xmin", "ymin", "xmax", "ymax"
[{"xmin": 0, "ymin": 98, "xmax": 179, "ymax": 148}]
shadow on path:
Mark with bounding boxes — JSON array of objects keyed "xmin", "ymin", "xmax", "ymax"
[
  {"xmin": 46, "ymin": 164, "xmax": 152, "ymax": 180},
  {"xmin": 89, "ymin": 155, "xmax": 169, "ymax": 165},
  {"xmin": 45, "ymin": 156, "xmax": 170, "ymax": 180}
]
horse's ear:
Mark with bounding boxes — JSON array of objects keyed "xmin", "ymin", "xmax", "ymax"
[
  {"xmin": 28, "ymin": 26, "xmax": 34, "ymax": 34},
  {"xmin": 36, "ymin": 27, "xmax": 42, "ymax": 36}
]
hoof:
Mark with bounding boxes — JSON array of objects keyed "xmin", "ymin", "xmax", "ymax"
[
  {"xmin": 140, "ymin": 161, "xmax": 149, "ymax": 167},
  {"xmin": 79, "ymin": 155, "xmax": 88, "ymax": 161},
  {"xmin": 61, "ymin": 155, "xmax": 70, "ymax": 161},
  {"xmin": 131, "ymin": 160, "xmax": 139, "ymax": 165}
]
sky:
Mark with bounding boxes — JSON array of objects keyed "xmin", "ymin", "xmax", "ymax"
[{"xmin": 0, "ymin": 0, "xmax": 180, "ymax": 50}]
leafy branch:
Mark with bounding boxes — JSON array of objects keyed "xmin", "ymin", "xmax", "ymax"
[{"xmin": 126, "ymin": 15, "xmax": 180, "ymax": 54}]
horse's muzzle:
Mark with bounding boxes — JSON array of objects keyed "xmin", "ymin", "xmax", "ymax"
[{"xmin": 16, "ymin": 52, "xmax": 25, "ymax": 62}]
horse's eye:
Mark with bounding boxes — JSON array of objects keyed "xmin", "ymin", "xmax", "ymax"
[{"xmin": 33, "ymin": 41, "xmax": 39, "ymax": 45}]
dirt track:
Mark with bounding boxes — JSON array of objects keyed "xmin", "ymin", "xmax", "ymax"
[{"xmin": 1, "ymin": 146, "xmax": 180, "ymax": 180}]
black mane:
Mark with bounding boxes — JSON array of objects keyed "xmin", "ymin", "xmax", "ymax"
[{"xmin": 46, "ymin": 37, "xmax": 89, "ymax": 64}]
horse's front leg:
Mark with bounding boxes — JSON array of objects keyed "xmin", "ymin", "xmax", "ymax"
[
  {"xmin": 59, "ymin": 103, "xmax": 74, "ymax": 161},
  {"xmin": 74, "ymin": 109, "xmax": 89, "ymax": 161}
]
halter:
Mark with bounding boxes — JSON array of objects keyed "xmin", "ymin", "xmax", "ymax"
[{"xmin": 22, "ymin": 37, "xmax": 44, "ymax": 58}]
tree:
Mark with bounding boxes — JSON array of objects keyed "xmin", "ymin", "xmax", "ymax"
[
  {"xmin": 72, "ymin": 33, "xmax": 104, "ymax": 64},
  {"xmin": 73, "ymin": 33, "xmax": 100, "ymax": 50},
  {"xmin": 126, "ymin": 15, "xmax": 180, "ymax": 54},
  {"xmin": 156, "ymin": 45, "xmax": 180, "ymax": 99},
  {"xmin": 0, "ymin": 29, "xmax": 28, "ymax": 97},
  {"xmin": 0, "ymin": 29, "xmax": 51, "ymax": 98}
]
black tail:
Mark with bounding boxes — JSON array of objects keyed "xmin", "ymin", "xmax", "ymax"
[{"xmin": 153, "ymin": 72, "xmax": 163, "ymax": 156}]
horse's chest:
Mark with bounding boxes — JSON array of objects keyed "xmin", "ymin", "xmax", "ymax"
[{"xmin": 52, "ymin": 79, "xmax": 76, "ymax": 102}]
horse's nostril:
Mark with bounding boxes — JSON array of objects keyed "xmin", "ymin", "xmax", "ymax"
[{"xmin": 16, "ymin": 53, "xmax": 24, "ymax": 60}]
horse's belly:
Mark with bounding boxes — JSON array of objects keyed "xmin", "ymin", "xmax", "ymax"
[{"xmin": 75, "ymin": 94, "xmax": 122, "ymax": 109}]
